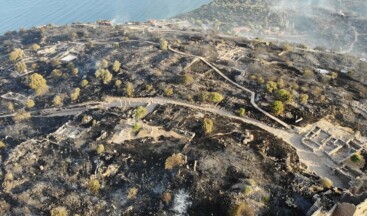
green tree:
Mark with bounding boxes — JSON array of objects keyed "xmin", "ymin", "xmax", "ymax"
[
  {"xmin": 53, "ymin": 95, "xmax": 63, "ymax": 106},
  {"xmin": 351, "ymin": 153, "xmax": 362, "ymax": 163},
  {"xmin": 276, "ymin": 89, "xmax": 291, "ymax": 102},
  {"xmin": 202, "ymin": 118, "xmax": 214, "ymax": 134},
  {"xmin": 112, "ymin": 60, "xmax": 121, "ymax": 73},
  {"xmin": 266, "ymin": 81, "xmax": 277, "ymax": 93},
  {"xmin": 9, "ymin": 48, "xmax": 25, "ymax": 62},
  {"xmin": 70, "ymin": 88, "xmax": 81, "ymax": 102},
  {"xmin": 15, "ymin": 61, "xmax": 27, "ymax": 73},
  {"xmin": 271, "ymin": 101, "xmax": 284, "ymax": 116},
  {"xmin": 95, "ymin": 69, "xmax": 113, "ymax": 84},
  {"xmin": 28, "ymin": 73, "xmax": 47, "ymax": 95},
  {"xmin": 126, "ymin": 82, "xmax": 134, "ymax": 97}
]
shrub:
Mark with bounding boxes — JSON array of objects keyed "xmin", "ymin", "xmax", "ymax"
[
  {"xmin": 53, "ymin": 95, "xmax": 63, "ymax": 106},
  {"xmin": 51, "ymin": 69, "xmax": 63, "ymax": 78},
  {"xmin": 7, "ymin": 102, "xmax": 14, "ymax": 112},
  {"xmin": 0, "ymin": 141, "xmax": 6, "ymax": 149},
  {"xmin": 115, "ymin": 80, "xmax": 122, "ymax": 89},
  {"xmin": 97, "ymin": 144, "xmax": 104, "ymax": 154},
  {"xmin": 50, "ymin": 207, "xmax": 68, "ymax": 216},
  {"xmin": 132, "ymin": 123, "xmax": 142, "ymax": 132},
  {"xmin": 162, "ymin": 192, "xmax": 172, "ymax": 205},
  {"xmin": 299, "ymin": 94, "xmax": 309, "ymax": 104},
  {"xmin": 202, "ymin": 118, "xmax": 214, "ymax": 134},
  {"xmin": 320, "ymin": 177, "xmax": 333, "ymax": 189},
  {"xmin": 276, "ymin": 89, "xmax": 291, "ymax": 102},
  {"xmin": 145, "ymin": 84, "xmax": 153, "ymax": 92},
  {"xmin": 127, "ymin": 187, "xmax": 138, "ymax": 199},
  {"xmin": 257, "ymin": 77, "xmax": 265, "ymax": 84},
  {"xmin": 25, "ymin": 99, "xmax": 35, "ymax": 108},
  {"xmin": 201, "ymin": 92, "xmax": 224, "ymax": 103},
  {"xmin": 165, "ymin": 153, "xmax": 185, "ymax": 170},
  {"xmin": 112, "ymin": 60, "xmax": 121, "ymax": 73},
  {"xmin": 81, "ymin": 79, "xmax": 89, "ymax": 88},
  {"xmin": 9, "ymin": 48, "xmax": 24, "ymax": 62},
  {"xmin": 70, "ymin": 88, "xmax": 81, "ymax": 102},
  {"xmin": 271, "ymin": 101, "xmax": 284, "ymax": 116},
  {"xmin": 88, "ymin": 179, "xmax": 100, "ymax": 194},
  {"xmin": 135, "ymin": 106, "xmax": 147, "ymax": 119},
  {"xmin": 237, "ymin": 108, "xmax": 246, "ymax": 117},
  {"xmin": 160, "ymin": 39, "xmax": 168, "ymax": 50},
  {"xmin": 277, "ymin": 79, "xmax": 285, "ymax": 88},
  {"xmin": 243, "ymin": 185, "xmax": 253, "ymax": 196},
  {"xmin": 13, "ymin": 110, "xmax": 31, "ymax": 122},
  {"xmin": 229, "ymin": 203, "xmax": 255, "ymax": 216},
  {"xmin": 98, "ymin": 59, "xmax": 109, "ymax": 69},
  {"xmin": 32, "ymin": 44, "xmax": 41, "ymax": 51},
  {"xmin": 164, "ymin": 87, "xmax": 174, "ymax": 97},
  {"xmin": 182, "ymin": 73, "xmax": 193, "ymax": 85},
  {"xmin": 351, "ymin": 153, "xmax": 362, "ymax": 163},
  {"xmin": 126, "ymin": 82, "xmax": 134, "ymax": 97},
  {"xmin": 15, "ymin": 61, "xmax": 27, "ymax": 73},
  {"xmin": 266, "ymin": 81, "xmax": 277, "ymax": 93},
  {"xmin": 72, "ymin": 68, "xmax": 79, "ymax": 76}
]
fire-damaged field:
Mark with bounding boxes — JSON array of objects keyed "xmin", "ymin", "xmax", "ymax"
[{"xmin": 0, "ymin": 104, "xmax": 323, "ymax": 215}]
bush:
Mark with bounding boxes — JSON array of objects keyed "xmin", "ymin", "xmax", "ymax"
[
  {"xmin": 182, "ymin": 73, "xmax": 193, "ymax": 85},
  {"xmin": 7, "ymin": 102, "xmax": 14, "ymax": 112},
  {"xmin": 15, "ymin": 61, "xmax": 27, "ymax": 73},
  {"xmin": 243, "ymin": 185, "xmax": 253, "ymax": 196},
  {"xmin": 0, "ymin": 141, "xmax": 6, "ymax": 149},
  {"xmin": 32, "ymin": 44, "xmax": 41, "ymax": 51},
  {"xmin": 81, "ymin": 79, "xmax": 89, "ymax": 88},
  {"xmin": 95, "ymin": 69, "xmax": 113, "ymax": 84},
  {"xmin": 276, "ymin": 89, "xmax": 291, "ymax": 102},
  {"xmin": 237, "ymin": 108, "xmax": 246, "ymax": 117},
  {"xmin": 53, "ymin": 95, "xmax": 63, "ymax": 106},
  {"xmin": 25, "ymin": 99, "xmax": 35, "ymax": 108},
  {"xmin": 165, "ymin": 153, "xmax": 185, "ymax": 170},
  {"xmin": 127, "ymin": 187, "xmax": 138, "ymax": 199},
  {"xmin": 351, "ymin": 153, "xmax": 362, "ymax": 163},
  {"xmin": 115, "ymin": 80, "xmax": 122, "ymax": 89},
  {"xmin": 257, "ymin": 77, "xmax": 265, "ymax": 84},
  {"xmin": 164, "ymin": 87, "xmax": 174, "ymax": 96},
  {"xmin": 201, "ymin": 92, "xmax": 224, "ymax": 103},
  {"xmin": 9, "ymin": 48, "xmax": 24, "ymax": 62},
  {"xmin": 320, "ymin": 177, "xmax": 333, "ymax": 189},
  {"xmin": 72, "ymin": 68, "xmax": 79, "ymax": 76},
  {"xmin": 271, "ymin": 101, "xmax": 284, "ymax": 116},
  {"xmin": 299, "ymin": 94, "xmax": 309, "ymax": 104},
  {"xmin": 51, "ymin": 69, "xmax": 63, "ymax": 78},
  {"xmin": 132, "ymin": 123, "xmax": 142, "ymax": 132},
  {"xmin": 135, "ymin": 106, "xmax": 147, "ymax": 119},
  {"xmin": 112, "ymin": 60, "xmax": 121, "ymax": 73},
  {"xmin": 160, "ymin": 39, "xmax": 168, "ymax": 50},
  {"xmin": 202, "ymin": 118, "xmax": 214, "ymax": 134},
  {"xmin": 277, "ymin": 79, "xmax": 285, "ymax": 88},
  {"xmin": 162, "ymin": 192, "xmax": 172, "ymax": 205},
  {"xmin": 97, "ymin": 144, "xmax": 104, "ymax": 154},
  {"xmin": 13, "ymin": 110, "xmax": 31, "ymax": 122},
  {"xmin": 229, "ymin": 203, "xmax": 255, "ymax": 216},
  {"xmin": 50, "ymin": 207, "xmax": 68, "ymax": 216},
  {"xmin": 266, "ymin": 81, "xmax": 277, "ymax": 93},
  {"xmin": 126, "ymin": 82, "xmax": 134, "ymax": 97},
  {"xmin": 70, "ymin": 88, "xmax": 81, "ymax": 102},
  {"xmin": 88, "ymin": 179, "xmax": 100, "ymax": 194}
]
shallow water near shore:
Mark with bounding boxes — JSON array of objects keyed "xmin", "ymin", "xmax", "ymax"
[{"xmin": 0, "ymin": 0, "xmax": 211, "ymax": 33}]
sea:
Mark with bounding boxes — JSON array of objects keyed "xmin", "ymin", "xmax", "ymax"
[{"xmin": 0, "ymin": 0, "xmax": 211, "ymax": 33}]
